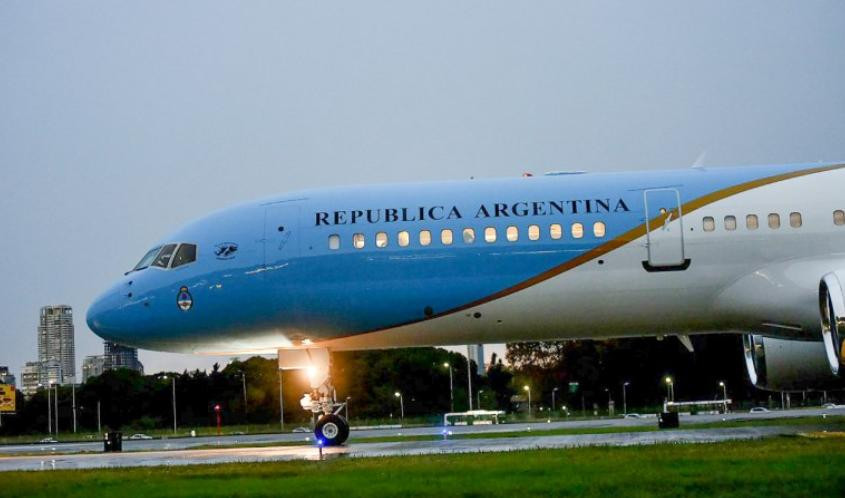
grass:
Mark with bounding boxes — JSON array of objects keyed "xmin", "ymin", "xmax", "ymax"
[{"xmin": 2, "ymin": 436, "xmax": 845, "ymax": 497}]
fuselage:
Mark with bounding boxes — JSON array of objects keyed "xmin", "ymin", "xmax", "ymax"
[{"xmin": 87, "ymin": 162, "xmax": 845, "ymax": 354}]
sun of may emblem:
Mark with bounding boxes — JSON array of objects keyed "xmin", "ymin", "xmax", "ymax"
[{"xmin": 177, "ymin": 286, "xmax": 193, "ymax": 311}]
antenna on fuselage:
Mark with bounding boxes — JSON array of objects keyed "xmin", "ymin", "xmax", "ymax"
[{"xmin": 691, "ymin": 151, "xmax": 707, "ymax": 169}]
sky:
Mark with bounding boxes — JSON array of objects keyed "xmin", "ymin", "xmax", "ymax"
[{"xmin": 1, "ymin": 1, "xmax": 844, "ymax": 380}]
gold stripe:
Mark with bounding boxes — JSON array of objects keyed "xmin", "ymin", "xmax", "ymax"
[
  {"xmin": 326, "ymin": 163, "xmax": 845, "ymax": 341},
  {"xmin": 434, "ymin": 163, "xmax": 845, "ymax": 317}
]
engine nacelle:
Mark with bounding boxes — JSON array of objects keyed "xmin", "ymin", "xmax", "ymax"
[
  {"xmin": 743, "ymin": 334, "xmax": 841, "ymax": 391},
  {"xmin": 819, "ymin": 272, "xmax": 845, "ymax": 375}
]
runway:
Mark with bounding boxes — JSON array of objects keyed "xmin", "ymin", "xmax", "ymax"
[
  {"xmin": 1, "ymin": 406, "xmax": 840, "ymax": 457},
  {"xmin": 0, "ymin": 424, "xmax": 819, "ymax": 472}
]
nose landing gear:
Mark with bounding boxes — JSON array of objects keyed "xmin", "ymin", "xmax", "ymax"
[{"xmin": 279, "ymin": 347, "xmax": 350, "ymax": 446}]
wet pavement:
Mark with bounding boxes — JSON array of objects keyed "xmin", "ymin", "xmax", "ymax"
[{"xmin": 0, "ymin": 425, "xmax": 817, "ymax": 472}]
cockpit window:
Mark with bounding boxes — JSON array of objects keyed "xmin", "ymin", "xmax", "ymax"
[
  {"xmin": 152, "ymin": 244, "xmax": 178, "ymax": 268},
  {"xmin": 132, "ymin": 246, "xmax": 162, "ymax": 272},
  {"xmin": 171, "ymin": 244, "xmax": 197, "ymax": 268}
]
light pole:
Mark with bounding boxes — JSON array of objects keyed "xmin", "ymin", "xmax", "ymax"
[
  {"xmin": 394, "ymin": 392, "xmax": 404, "ymax": 425},
  {"xmin": 242, "ymin": 372, "xmax": 248, "ymax": 425},
  {"xmin": 552, "ymin": 387, "xmax": 559, "ymax": 413},
  {"xmin": 523, "ymin": 385, "xmax": 531, "ymax": 418},
  {"xmin": 443, "ymin": 362, "xmax": 454, "ymax": 412},
  {"xmin": 164, "ymin": 375, "xmax": 177, "ymax": 434},
  {"xmin": 623, "ymin": 382, "xmax": 630, "ymax": 415},
  {"xmin": 719, "ymin": 381, "xmax": 728, "ymax": 412},
  {"xmin": 465, "ymin": 346, "xmax": 474, "ymax": 411},
  {"xmin": 345, "ymin": 396, "xmax": 351, "ymax": 420},
  {"xmin": 72, "ymin": 383, "xmax": 77, "ymax": 433},
  {"xmin": 53, "ymin": 384, "xmax": 59, "ymax": 435},
  {"xmin": 665, "ymin": 376, "xmax": 674, "ymax": 402},
  {"xmin": 97, "ymin": 400, "xmax": 101, "ymax": 434},
  {"xmin": 477, "ymin": 389, "xmax": 483, "ymax": 410},
  {"xmin": 278, "ymin": 369, "xmax": 284, "ymax": 431}
]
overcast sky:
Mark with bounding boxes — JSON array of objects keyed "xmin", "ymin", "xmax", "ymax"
[{"xmin": 2, "ymin": 1, "xmax": 844, "ymax": 379}]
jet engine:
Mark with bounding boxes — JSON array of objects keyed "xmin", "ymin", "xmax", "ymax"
[
  {"xmin": 743, "ymin": 334, "xmax": 841, "ymax": 391},
  {"xmin": 819, "ymin": 272, "xmax": 845, "ymax": 375}
]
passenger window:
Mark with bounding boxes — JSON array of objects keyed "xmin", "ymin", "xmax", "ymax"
[
  {"xmin": 506, "ymin": 226, "xmax": 519, "ymax": 242},
  {"xmin": 353, "ymin": 233, "xmax": 365, "ymax": 249},
  {"xmin": 835, "ymin": 210, "xmax": 845, "ymax": 226},
  {"xmin": 768, "ymin": 213, "xmax": 780, "ymax": 229},
  {"xmin": 328, "ymin": 235, "xmax": 340, "ymax": 250},
  {"xmin": 571, "ymin": 223, "xmax": 583, "ymax": 239},
  {"xmin": 397, "ymin": 231, "xmax": 410, "ymax": 247},
  {"xmin": 593, "ymin": 222, "xmax": 606, "ymax": 238},
  {"xmin": 746, "ymin": 215, "xmax": 758, "ymax": 230},
  {"xmin": 171, "ymin": 244, "xmax": 197, "ymax": 268},
  {"xmin": 703, "ymin": 217, "xmax": 715, "ymax": 232},
  {"xmin": 528, "ymin": 225, "xmax": 540, "ymax": 241},
  {"xmin": 441, "ymin": 229, "xmax": 453, "ymax": 245},
  {"xmin": 484, "ymin": 227, "xmax": 497, "ymax": 243},
  {"xmin": 789, "ymin": 212, "xmax": 802, "ymax": 228},
  {"xmin": 463, "ymin": 228, "xmax": 475, "ymax": 244},
  {"xmin": 375, "ymin": 232, "xmax": 388, "ymax": 248},
  {"xmin": 419, "ymin": 230, "xmax": 432, "ymax": 246},
  {"xmin": 724, "ymin": 215, "xmax": 737, "ymax": 231},
  {"xmin": 152, "ymin": 244, "xmax": 178, "ymax": 268},
  {"xmin": 550, "ymin": 224, "xmax": 562, "ymax": 240}
]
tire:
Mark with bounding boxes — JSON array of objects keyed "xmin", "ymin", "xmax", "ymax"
[{"xmin": 314, "ymin": 414, "xmax": 349, "ymax": 446}]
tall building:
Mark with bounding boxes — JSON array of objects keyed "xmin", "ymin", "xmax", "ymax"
[
  {"xmin": 81, "ymin": 341, "xmax": 144, "ymax": 382},
  {"xmin": 0, "ymin": 366, "xmax": 15, "ymax": 386},
  {"xmin": 20, "ymin": 362, "xmax": 42, "ymax": 397},
  {"xmin": 82, "ymin": 356, "xmax": 106, "ymax": 382},
  {"xmin": 37, "ymin": 305, "xmax": 76, "ymax": 385},
  {"xmin": 104, "ymin": 341, "xmax": 144, "ymax": 374}
]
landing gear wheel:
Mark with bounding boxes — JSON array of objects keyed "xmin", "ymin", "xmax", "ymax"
[{"xmin": 314, "ymin": 414, "xmax": 349, "ymax": 446}]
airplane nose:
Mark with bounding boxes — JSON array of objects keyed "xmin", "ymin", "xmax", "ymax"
[{"xmin": 86, "ymin": 289, "xmax": 125, "ymax": 342}]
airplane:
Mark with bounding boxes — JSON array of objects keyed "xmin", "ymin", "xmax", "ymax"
[{"xmin": 87, "ymin": 161, "xmax": 845, "ymax": 445}]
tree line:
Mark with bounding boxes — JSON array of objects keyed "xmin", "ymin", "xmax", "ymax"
[{"xmin": 0, "ymin": 335, "xmax": 815, "ymax": 435}]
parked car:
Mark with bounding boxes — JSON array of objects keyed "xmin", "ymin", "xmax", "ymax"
[
  {"xmin": 749, "ymin": 407, "xmax": 770, "ymax": 413},
  {"xmin": 623, "ymin": 413, "xmax": 643, "ymax": 419},
  {"xmin": 128, "ymin": 433, "xmax": 153, "ymax": 440},
  {"xmin": 292, "ymin": 427, "xmax": 311, "ymax": 433},
  {"xmin": 822, "ymin": 403, "xmax": 837, "ymax": 409},
  {"xmin": 37, "ymin": 437, "xmax": 58, "ymax": 444}
]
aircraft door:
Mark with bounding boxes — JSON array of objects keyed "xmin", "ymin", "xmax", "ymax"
[
  {"xmin": 643, "ymin": 189, "xmax": 687, "ymax": 270},
  {"xmin": 263, "ymin": 203, "xmax": 300, "ymax": 267}
]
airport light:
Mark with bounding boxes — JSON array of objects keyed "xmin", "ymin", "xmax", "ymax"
[
  {"xmin": 214, "ymin": 404, "xmax": 222, "ymax": 435},
  {"xmin": 622, "ymin": 382, "xmax": 630, "ymax": 415},
  {"xmin": 523, "ymin": 385, "xmax": 532, "ymax": 418},
  {"xmin": 552, "ymin": 387, "xmax": 559, "ymax": 413},
  {"xmin": 163, "ymin": 375, "xmax": 177, "ymax": 434},
  {"xmin": 443, "ymin": 362, "xmax": 454, "ymax": 412},
  {"xmin": 664, "ymin": 376, "xmax": 674, "ymax": 402},
  {"xmin": 394, "ymin": 392, "xmax": 404, "ymax": 425}
]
